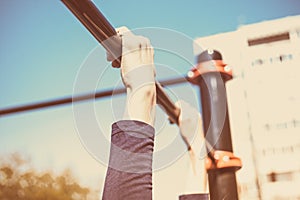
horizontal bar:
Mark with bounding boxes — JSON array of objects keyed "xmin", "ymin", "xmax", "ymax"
[
  {"xmin": 0, "ymin": 76, "xmax": 187, "ymax": 116},
  {"xmin": 61, "ymin": 0, "xmax": 185, "ymax": 125},
  {"xmin": 61, "ymin": 0, "xmax": 122, "ymax": 62}
]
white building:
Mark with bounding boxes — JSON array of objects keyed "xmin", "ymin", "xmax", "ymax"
[{"xmin": 194, "ymin": 15, "xmax": 300, "ymax": 200}]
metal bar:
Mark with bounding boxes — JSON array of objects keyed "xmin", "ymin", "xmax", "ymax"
[
  {"xmin": 61, "ymin": 0, "xmax": 122, "ymax": 62},
  {"xmin": 61, "ymin": 0, "xmax": 183, "ymax": 125},
  {"xmin": 0, "ymin": 76, "xmax": 187, "ymax": 116},
  {"xmin": 1, "ymin": 0, "xmax": 216, "ymax": 157}
]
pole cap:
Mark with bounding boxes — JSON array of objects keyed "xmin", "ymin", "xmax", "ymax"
[
  {"xmin": 187, "ymin": 49, "xmax": 232, "ymax": 83},
  {"xmin": 197, "ymin": 49, "xmax": 223, "ymax": 63}
]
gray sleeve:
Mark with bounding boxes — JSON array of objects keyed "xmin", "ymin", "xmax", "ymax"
[{"xmin": 102, "ymin": 120, "xmax": 155, "ymax": 200}]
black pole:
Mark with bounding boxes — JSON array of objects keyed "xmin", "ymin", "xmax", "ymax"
[
  {"xmin": 188, "ymin": 51, "xmax": 239, "ymax": 199},
  {"xmin": 200, "ymin": 73, "xmax": 238, "ymax": 200}
]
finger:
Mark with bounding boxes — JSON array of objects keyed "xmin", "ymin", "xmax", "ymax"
[
  {"xmin": 174, "ymin": 100, "xmax": 182, "ymax": 108},
  {"xmin": 138, "ymin": 36, "xmax": 152, "ymax": 65},
  {"xmin": 139, "ymin": 36, "xmax": 147, "ymax": 64},
  {"xmin": 111, "ymin": 59, "xmax": 121, "ymax": 68},
  {"xmin": 116, "ymin": 26, "xmax": 134, "ymax": 37},
  {"xmin": 151, "ymin": 47, "xmax": 156, "ymax": 77},
  {"xmin": 106, "ymin": 51, "xmax": 114, "ymax": 62}
]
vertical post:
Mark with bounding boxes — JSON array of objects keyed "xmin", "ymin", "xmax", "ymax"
[{"xmin": 188, "ymin": 50, "xmax": 239, "ymax": 200}]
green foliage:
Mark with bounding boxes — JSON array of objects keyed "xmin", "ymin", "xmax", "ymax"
[{"xmin": 0, "ymin": 153, "xmax": 93, "ymax": 200}]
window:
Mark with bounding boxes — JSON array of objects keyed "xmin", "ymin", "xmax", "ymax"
[
  {"xmin": 248, "ymin": 32, "xmax": 290, "ymax": 46},
  {"xmin": 279, "ymin": 54, "xmax": 293, "ymax": 62},
  {"xmin": 251, "ymin": 58, "xmax": 264, "ymax": 66},
  {"xmin": 267, "ymin": 171, "xmax": 293, "ymax": 182}
]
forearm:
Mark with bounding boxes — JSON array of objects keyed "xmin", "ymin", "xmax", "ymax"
[
  {"xmin": 102, "ymin": 120, "xmax": 155, "ymax": 200},
  {"xmin": 103, "ymin": 27, "xmax": 156, "ymax": 200},
  {"xmin": 176, "ymin": 100, "xmax": 208, "ymax": 198},
  {"xmin": 125, "ymin": 83, "xmax": 156, "ymax": 126}
]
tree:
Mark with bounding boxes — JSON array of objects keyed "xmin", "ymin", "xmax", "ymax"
[{"xmin": 0, "ymin": 153, "xmax": 96, "ymax": 200}]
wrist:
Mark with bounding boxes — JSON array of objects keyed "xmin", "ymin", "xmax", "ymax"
[
  {"xmin": 125, "ymin": 83, "xmax": 156, "ymax": 126},
  {"xmin": 122, "ymin": 65, "xmax": 156, "ymax": 91}
]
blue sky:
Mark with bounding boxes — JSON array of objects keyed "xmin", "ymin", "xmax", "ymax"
[
  {"xmin": 1, "ymin": 0, "xmax": 300, "ymax": 106},
  {"xmin": 1, "ymin": 0, "xmax": 300, "ymax": 197}
]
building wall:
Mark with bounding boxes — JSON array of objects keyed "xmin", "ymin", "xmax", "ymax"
[{"xmin": 194, "ymin": 15, "xmax": 300, "ymax": 200}]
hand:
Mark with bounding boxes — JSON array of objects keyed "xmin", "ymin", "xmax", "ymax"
[
  {"xmin": 176, "ymin": 100, "xmax": 204, "ymax": 151},
  {"xmin": 107, "ymin": 27, "xmax": 156, "ymax": 126},
  {"xmin": 175, "ymin": 100, "xmax": 207, "ymax": 193}
]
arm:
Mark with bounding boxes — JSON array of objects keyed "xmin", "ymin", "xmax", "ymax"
[
  {"xmin": 102, "ymin": 27, "xmax": 156, "ymax": 200},
  {"xmin": 176, "ymin": 100, "xmax": 209, "ymax": 200}
]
